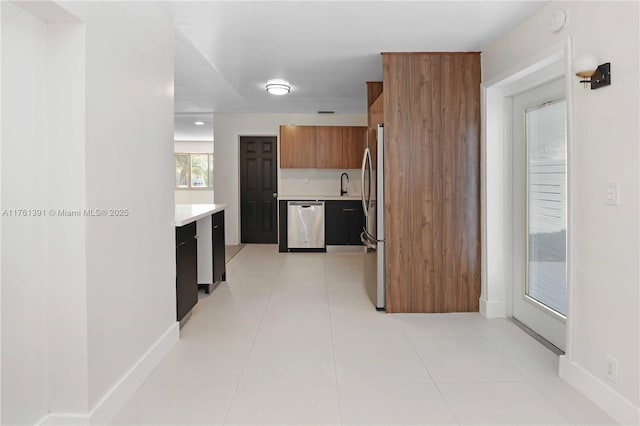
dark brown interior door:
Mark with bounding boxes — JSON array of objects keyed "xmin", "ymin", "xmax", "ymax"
[{"xmin": 240, "ymin": 136, "xmax": 278, "ymax": 243}]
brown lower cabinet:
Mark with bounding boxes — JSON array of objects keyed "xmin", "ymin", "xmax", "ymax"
[{"xmin": 382, "ymin": 52, "xmax": 481, "ymax": 313}]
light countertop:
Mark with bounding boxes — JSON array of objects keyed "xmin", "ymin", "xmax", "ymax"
[
  {"xmin": 278, "ymin": 195, "xmax": 362, "ymax": 201},
  {"xmin": 175, "ymin": 204, "xmax": 227, "ymax": 227}
]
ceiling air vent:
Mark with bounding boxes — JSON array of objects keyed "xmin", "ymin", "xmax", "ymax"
[{"xmin": 317, "ymin": 110, "xmax": 335, "ymax": 114}]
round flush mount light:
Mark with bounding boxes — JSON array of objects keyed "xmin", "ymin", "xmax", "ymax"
[
  {"xmin": 266, "ymin": 79, "xmax": 291, "ymax": 96},
  {"xmin": 194, "ymin": 121, "xmax": 205, "ymax": 126}
]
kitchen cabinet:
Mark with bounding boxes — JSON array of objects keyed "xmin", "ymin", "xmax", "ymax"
[
  {"xmin": 280, "ymin": 125, "xmax": 316, "ymax": 168},
  {"xmin": 279, "ymin": 199, "xmax": 362, "ymax": 251},
  {"xmin": 278, "ymin": 200, "xmax": 288, "ymax": 252},
  {"xmin": 280, "ymin": 125, "xmax": 366, "ymax": 169},
  {"xmin": 212, "ymin": 210, "xmax": 226, "ymax": 283},
  {"xmin": 176, "ymin": 222, "xmax": 198, "ymax": 321},
  {"xmin": 342, "ymin": 126, "xmax": 366, "ymax": 169},
  {"xmin": 325, "ymin": 200, "xmax": 364, "ymax": 245},
  {"xmin": 176, "ymin": 204, "xmax": 227, "ymax": 313},
  {"xmin": 315, "ymin": 126, "xmax": 342, "ymax": 168},
  {"xmin": 367, "ymin": 88, "xmax": 384, "ymax": 168},
  {"xmin": 382, "ymin": 52, "xmax": 481, "ymax": 313}
]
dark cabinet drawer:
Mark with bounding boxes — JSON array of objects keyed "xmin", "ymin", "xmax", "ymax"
[{"xmin": 176, "ymin": 221, "xmax": 196, "ymax": 245}]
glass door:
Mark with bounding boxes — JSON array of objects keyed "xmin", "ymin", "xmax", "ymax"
[
  {"xmin": 512, "ymin": 78, "xmax": 567, "ymax": 351},
  {"xmin": 525, "ymin": 99, "xmax": 567, "ymax": 317}
]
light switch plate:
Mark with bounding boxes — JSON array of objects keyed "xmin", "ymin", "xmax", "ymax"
[{"xmin": 605, "ymin": 182, "xmax": 619, "ymax": 206}]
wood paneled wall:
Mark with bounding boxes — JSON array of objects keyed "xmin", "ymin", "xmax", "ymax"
[{"xmin": 382, "ymin": 52, "xmax": 481, "ymax": 313}]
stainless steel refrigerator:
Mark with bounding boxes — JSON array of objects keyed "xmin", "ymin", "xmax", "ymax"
[{"xmin": 360, "ymin": 124, "xmax": 385, "ymax": 310}]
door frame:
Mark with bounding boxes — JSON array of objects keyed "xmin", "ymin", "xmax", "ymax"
[
  {"xmin": 480, "ymin": 37, "xmax": 576, "ymax": 361},
  {"xmin": 238, "ymin": 135, "xmax": 279, "ymax": 244}
]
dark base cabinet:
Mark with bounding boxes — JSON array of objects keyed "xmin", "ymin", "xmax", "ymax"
[
  {"xmin": 278, "ymin": 200, "xmax": 288, "ymax": 252},
  {"xmin": 280, "ymin": 199, "xmax": 364, "ymax": 251},
  {"xmin": 326, "ymin": 200, "xmax": 364, "ymax": 245},
  {"xmin": 176, "ymin": 222, "xmax": 198, "ymax": 321},
  {"xmin": 212, "ymin": 210, "xmax": 226, "ymax": 282}
]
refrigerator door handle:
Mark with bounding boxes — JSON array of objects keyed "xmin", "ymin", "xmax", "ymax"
[
  {"xmin": 360, "ymin": 230, "xmax": 376, "ymax": 249},
  {"xmin": 361, "ymin": 147, "xmax": 370, "ymax": 217},
  {"xmin": 367, "ymin": 148, "xmax": 372, "ymax": 206},
  {"xmin": 364, "ymin": 227, "xmax": 383, "ymax": 244}
]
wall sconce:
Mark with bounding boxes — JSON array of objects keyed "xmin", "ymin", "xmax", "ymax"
[{"xmin": 573, "ymin": 55, "xmax": 611, "ymax": 89}]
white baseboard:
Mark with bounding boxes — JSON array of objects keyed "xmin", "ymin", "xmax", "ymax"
[
  {"xmin": 479, "ymin": 297, "xmax": 506, "ymax": 318},
  {"xmin": 37, "ymin": 322, "xmax": 179, "ymax": 426},
  {"xmin": 559, "ymin": 355, "xmax": 640, "ymax": 425}
]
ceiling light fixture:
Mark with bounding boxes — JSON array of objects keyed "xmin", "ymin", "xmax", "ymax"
[
  {"xmin": 266, "ymin": 79, "xmax": 291, "ymax": 96},
  {"xmin": 194, "ymin": 121, "xmax": 205, "ymax": 126}
]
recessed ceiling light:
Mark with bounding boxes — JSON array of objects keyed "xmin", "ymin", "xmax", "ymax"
[
  {"xmin": 194, "ymin": 121, "xmax": 205, "ymax": 126},
  {"xmin": 266, "ymin": 79, "xmax": 291, "ymax": 96}
]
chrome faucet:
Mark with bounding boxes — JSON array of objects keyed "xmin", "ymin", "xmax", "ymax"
[{"xmin": 340, "ymin": 172, "xmax": 349, "ymax": 196}]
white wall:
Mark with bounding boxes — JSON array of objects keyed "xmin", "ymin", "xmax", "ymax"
[
  {"xmin": 67, "ymin": 2, "xmax": 176, "ymax": 408},
  {"xmin": 0, "ymin": 2, "xmax": 3, "ymax": 422},
  {"xmin": 482, "ymin": 2, "xmax": 639, "ymax": 423},
  {"xmin": 174, "ymin": 140, "xmax": 214, "ymax": 205},
  {"xmin": 45, "ymin": 22, "xmax": 89, "ymax": 414},
  {"xmin": 0, "ymin": 4, "xmax": 49, "ymax": 424},
  {"xmin": 214, "ymin": 113, "xmax": 366, "ymax": 244},
  {"xmin": 1, "ymin": 2, "xmax": 177, "ymax": 423}
]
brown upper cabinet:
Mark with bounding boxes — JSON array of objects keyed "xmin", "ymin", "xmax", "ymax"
[
  {"xmin": 315, "ymin": 126, "xmax": 343, "ymax": 168},
  {"xmin": 280, "ymin": 125, "xmax": 366, "ymax": 169},
  {"xmin": 279, "ymin": 125, "xmax": 316, "ymax": 168},
  {"xmin": 366, "ymin": 82, "xmax": 384, "ymax": 168},
  {"xmin": 342, "ymin": 126, "xmax": 366, "ymax": 169}
]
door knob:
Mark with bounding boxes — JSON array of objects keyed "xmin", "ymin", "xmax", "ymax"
[{"xmin": 272, "ymin": 192, "xmax": 278, "ymax": 198}]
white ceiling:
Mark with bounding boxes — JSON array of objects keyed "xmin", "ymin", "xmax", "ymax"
[
  {"xmin": 166, "ymin": 1, "xmax": 548, "ymax": 134},
  {"xmin": 174, "ymin": 112, "xmax": 214, "ymax": 141}
]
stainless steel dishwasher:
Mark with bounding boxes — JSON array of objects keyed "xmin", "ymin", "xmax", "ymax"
[{"xmin": 287, "ymin": 201, "xmax": 325, "ymax": 249}]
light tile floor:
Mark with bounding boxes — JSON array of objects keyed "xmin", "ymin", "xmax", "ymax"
[{"xmin": 112, "ymin": 245, "xmax": 617, "ymax": 426}]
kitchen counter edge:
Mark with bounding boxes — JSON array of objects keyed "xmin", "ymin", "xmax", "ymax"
[{"xmin": 175, "ymin": 203, "xmax": 227, "ymax": 227}]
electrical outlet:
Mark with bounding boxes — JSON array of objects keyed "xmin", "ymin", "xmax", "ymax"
[{"xmin": 605, "ymin": 355, "xmax": 618, "ymax": 383}]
